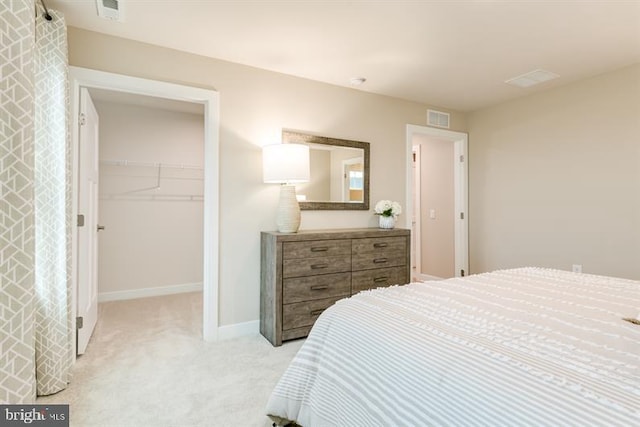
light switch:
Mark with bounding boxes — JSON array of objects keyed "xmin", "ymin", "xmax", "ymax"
[{"xmin": 429, "ymin": 209, "xmax": 436, "ymax": 219}]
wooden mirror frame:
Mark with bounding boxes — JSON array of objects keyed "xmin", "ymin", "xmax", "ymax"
[{"xmin": 283, "ymin": 130, "xmax": 370, "ymax": 210}]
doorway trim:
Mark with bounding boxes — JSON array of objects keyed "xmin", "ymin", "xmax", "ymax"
[
  {"xmin": 411, "ymin": 144, "xmax": 422, "ymax": 280},
  {"xmin": 341, "ymin": 156, "xmax": 364, "ymax": 202},
  {"xmin": 405, "ymin": 124, "xmax": 468, "ymax": 277},
  {"xmin": 69, "ymin": 66, "xmax": 220, "ymax": 353}
]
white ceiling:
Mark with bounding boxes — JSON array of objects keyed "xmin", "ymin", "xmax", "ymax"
[{"xmin": 49, "ymin": 0, "xmax": 640, "ymax": 112}]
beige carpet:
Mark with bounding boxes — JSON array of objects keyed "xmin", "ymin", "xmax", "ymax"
[{"xmin": 37, "ymin": 292, "xmax": 304, "ymax": 427}]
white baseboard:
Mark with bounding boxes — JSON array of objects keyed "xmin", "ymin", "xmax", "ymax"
[
  {"xmin": 98, "ymin": 282, "xmax": 203, "ymax": 303},
  {"xmin": 217, "ymin": 320, "xmax": 260, "ymax": 341}
]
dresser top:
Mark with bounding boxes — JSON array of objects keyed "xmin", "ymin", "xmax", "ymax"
[{"xmin": 262, "ymin": 227, "xmax": 410, "ymax": 242}]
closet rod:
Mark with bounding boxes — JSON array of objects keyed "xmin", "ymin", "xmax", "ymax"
[{"xmin": 40, "ymin": 0, "xmax": 52, "ymax": 21}]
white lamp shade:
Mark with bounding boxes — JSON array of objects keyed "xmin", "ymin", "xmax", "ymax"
[{"xmin": 263, "ymin": 143, "xmax": 310, "ymax": 184}]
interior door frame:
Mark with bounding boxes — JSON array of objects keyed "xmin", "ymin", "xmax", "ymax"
[
  {"xmin": 69, "ymin": 67, "xmax": 220, "ymax": 356},
  {"xmin": 405, "ymin": 124, "xmax": 469, "ymax": 277},
  {"xmin": 411, "ymin": 144, "xmax": 422, "ymax": 280},
  {"xmin": 341, "ymin": 156, "xmax": 364, "ymax": 202}
]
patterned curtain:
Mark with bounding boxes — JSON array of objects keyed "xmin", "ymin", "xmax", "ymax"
[
  {"xmin": 0, "ymin": 0, "xmax": 37, "ymax": 404},
  {"xmin": 33, "ymin": 6, "xmax": 73, "ymax": 396},
  {"xmin": 0, "ymin": 0, "xmax": 72, "ymax": 402}
]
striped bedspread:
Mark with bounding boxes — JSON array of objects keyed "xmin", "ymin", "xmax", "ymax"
[{"xmin": 266, "ymin": 268, "xmax": 640, "ymax": 426}]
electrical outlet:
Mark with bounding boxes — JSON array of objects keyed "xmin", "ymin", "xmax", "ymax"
[{"xmin": 572, "ymin": 264, "xmax": 582, "ymax": 273}]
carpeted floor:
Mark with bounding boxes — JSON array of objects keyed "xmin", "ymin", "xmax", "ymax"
[{"xmin": 37, "ymin": 292, "xmax": 304, "ymax": 427}]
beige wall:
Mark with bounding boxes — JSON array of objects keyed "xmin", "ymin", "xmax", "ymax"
[
  {"xmin": 414, "ymin": 135, "xmax": 455, "ymax": 279},
  {"xmin": 95, "ymin": 101, "xmax": 204, "ymax": 296},
  {"xmin": 67, "ymin": 27, "xmax": 467, "ymax": 326},
  {"xmin": 468, "ymin": 63, "xmax": 640, "ymax": 280}
]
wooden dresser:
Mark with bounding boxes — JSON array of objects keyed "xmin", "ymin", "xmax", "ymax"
[{"xmin": 260, "ymin": 228, "xmax": 411, "ymax": 346}]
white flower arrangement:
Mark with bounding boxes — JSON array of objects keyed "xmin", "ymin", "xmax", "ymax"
[{"xmin": 374, "ymin": 200, "xmax": 402, "ymax": 218}]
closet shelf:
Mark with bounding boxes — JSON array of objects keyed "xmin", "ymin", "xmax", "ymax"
[
  {"xmin": 100, "ymin": 159, "xmax": 203, "ymax": 198},
  {"xmin": 100, "ymin": 173, "xmax": 203, "ymax": 181},
  {"xmin": 100, "ymin": 194, "xmax": 203, "ymax": 202},
  {"xmin": 100, "ymin": 159, "xmax": 203, "ymax": 170}
]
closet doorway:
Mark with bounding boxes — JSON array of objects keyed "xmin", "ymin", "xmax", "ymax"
[
  {"xmin": 70, "ymin": 67, "xmax": 220, "ymax": 356},
  {"xmin": 405, "ymin": 124, "xmax": 468, "ymax": 281}
]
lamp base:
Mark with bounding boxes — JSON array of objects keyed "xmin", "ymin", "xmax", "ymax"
[{"xmin": 276, "ymin": 185, "xmax": 301, "ymax": 233}]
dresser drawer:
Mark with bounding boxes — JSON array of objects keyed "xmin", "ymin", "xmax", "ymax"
[
  {"xmin": 283, "ymin": 239, "xmax": 351, "ymax": 259},
  {"xmin": 352, "ymin": 251, "xmax": 406, "ymax": 271},
  {"xmin": 352, "ymin": 236, "xmax": 407, "ymax": 254},
  {"xmin": 352, "ymin": 266, "xmax": 408, "ymax": 294},
  {"xmin": 282, "ymin": 326, "xmax": 313, "ymax": 342},
  {"xmin": 282, "ymin": 296, "xmax": 344, "ymax": 330},
  {"xmin": 283, "ymin": 272, "xmax": 351, "ymax": 304},
  {"xmin": 283, "ymin": 255, "xmax": 351, "ymax": 278}
]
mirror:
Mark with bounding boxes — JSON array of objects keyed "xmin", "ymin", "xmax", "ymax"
[{"xmin": 283, "ymin": 130, "xmax": 370, "ymax": 210}]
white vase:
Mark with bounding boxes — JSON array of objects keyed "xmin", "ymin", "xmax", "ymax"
[
  {"xmin": 378, "ymin": 215, "xmax": 395, "ymax": 229},
  {"xmin": 276, "ymin": 184, "xmax": 301, "ymax": 233}
]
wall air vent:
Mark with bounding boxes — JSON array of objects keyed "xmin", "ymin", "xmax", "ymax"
[
  {"xmin": 427, "ymin": 109, "xmax": 450, "ymax": 129},
  {"xmin": 96, "ymin": 0, "xmax": 123, "ymax": 22}
]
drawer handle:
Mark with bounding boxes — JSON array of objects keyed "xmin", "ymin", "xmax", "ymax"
[
  {"xmin": 310, "ymin": 285, "xmax": 329, "ymax": 290},
  {"xmin": 374, "ymin": 277, "xmax": 388, "ymax": 283},
  {"xmin": 310, "ymin": 309, "xmax": 325, "ymax": 316},
  {"xmin": 311, "ymin": 246, "xmax": 329, "ymax": 252},
  {"xmin": 311, "ymin": 263, "xmax": 329, "ymax": 269},
  {"xmin": 373, "ymin": 258, "xmax": 388, "ymax": 264},
  {"xmin": 373, "ymin": 242, "xmax": 388, "ymax": 248}
]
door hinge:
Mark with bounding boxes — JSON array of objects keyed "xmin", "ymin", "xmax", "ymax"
[
  {"xmin": 459, "ymin": 155, "xmax": 464, "ymax": 162},
  {"xmin": 76, "ymin": 316, "xmax": 83, "ymax": 329},
  {"xmin": 460, "ymin": 212, "xmax": 464, "ymax": 220},
  {"xmin": 461, "ymin": 269, "xmax": 465, "ymax": 277},
  {"xmin": 77, "ymin": 214, "xmax": 85, "ymax": 227},
  {"xmin": 79, "ymin": 113, "xmax": 86, "ymax": 126}
]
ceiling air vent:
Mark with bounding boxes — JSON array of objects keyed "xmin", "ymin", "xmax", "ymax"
[
  {"xmin": 96, "ymin": 0, "xmax": 123, "ymax": 22},
  {"xmin": 427, "ymin": 109, "xmax": 450, "ymax": 129},
  {"xmin": 505, "ymin": 69, "xmax": 559, "ymax": 88}
]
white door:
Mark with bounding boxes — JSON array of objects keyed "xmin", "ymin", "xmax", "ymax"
[{"xmin": 77, "ymin": 88, "xmax": 100, "ymax": 354}]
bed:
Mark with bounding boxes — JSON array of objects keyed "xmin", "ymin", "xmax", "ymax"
[{"xmin": 266, "ymin": 267, "xmax": 640, "ymax": 426}]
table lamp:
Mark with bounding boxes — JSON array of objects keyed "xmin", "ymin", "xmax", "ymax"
[{"xmin": 263, "ymin": 143, "xmax": 310, "ymax": 233}]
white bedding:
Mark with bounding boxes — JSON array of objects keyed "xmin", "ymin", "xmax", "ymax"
[{"xmin": 266, "ymin": 268, "xmax": 640, "ymax": 426}]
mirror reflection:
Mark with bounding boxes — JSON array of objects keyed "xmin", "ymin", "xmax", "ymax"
[
  {"xmin": 282, "ymin": 130, "xmax": 370, "ymax": 210},
  {"xmin": 297, "ymin": 143, "xmax": 364, "ymax": 203}
]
